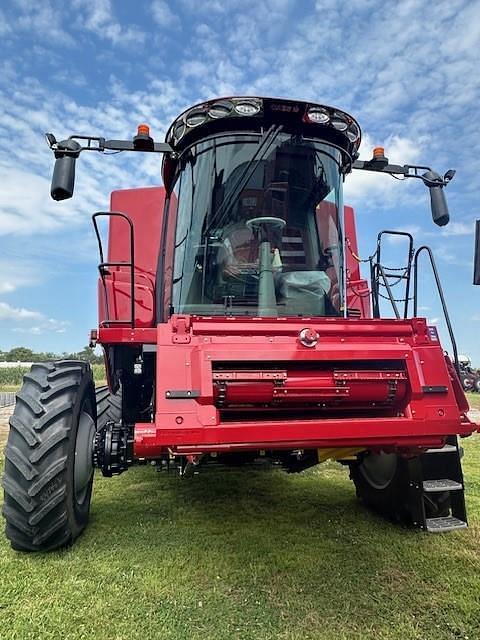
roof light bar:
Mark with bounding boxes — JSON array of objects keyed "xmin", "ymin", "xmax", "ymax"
[{"xmin": 165, "ymin": 97, "xmax": 362, "ymax": 159}]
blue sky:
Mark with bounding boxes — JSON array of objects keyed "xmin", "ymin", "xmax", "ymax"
[{"xmin": 0, "ymin": 0, "xmax": 479, "ymax": 361}]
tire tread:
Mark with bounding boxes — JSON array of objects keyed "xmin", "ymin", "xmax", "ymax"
[{"xmin": 2, "ymin": 359, "xmax": 94, "ymax": 551}]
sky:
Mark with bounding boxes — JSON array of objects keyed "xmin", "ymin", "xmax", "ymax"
[{"xmin": 0, "ymin": 0, "xmax": 479, "ymax": 361}]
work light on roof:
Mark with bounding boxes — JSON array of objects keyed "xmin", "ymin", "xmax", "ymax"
[
  {"xmin": 346, "ymin": 122, "xmax": 360, "ymax": 142},
  {"xmin": 173, "ymin": 121, "xmax": 186, "ymax": 143},
  {"xmin": 306, "ymin": 107, "xmax": 330, "ymax": 124},
  {"xmin": 331, "ymin": 116, "xmax": 348, "ymax": 132},
  {"xmin": 185, "ymin": 109, "xmax": 207, "ymax": 127},
  {"xmin": 234, "ymin": 100, "xmax": 261, "ymax": 116},
  {"xmin": 208, "ymin": 101, "xmax": 233, "ymax": 118}
]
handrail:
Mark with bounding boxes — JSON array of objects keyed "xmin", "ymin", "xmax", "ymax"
[
  {"xmin": 372, "ymin": 230, "xmax": 414, "ymax": 319},
  {"xmin": 413, "ymin": 245, "xmax": 459, "ymax": 373},
  {"xmin": 92, "ymin": 212, "xmax": 135, "ymax": 328},
  {"xmin": 375, "ymin": 263, "xmax": 400, "ymax": 319}
]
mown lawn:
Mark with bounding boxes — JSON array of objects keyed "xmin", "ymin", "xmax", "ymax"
[
  {"xmin": 0, "ymin": 433, "xmax": 479, "ymax": 640},
  {"xmin": 466, "ymin": 392, "xmax": 480, "ymax": 410}
]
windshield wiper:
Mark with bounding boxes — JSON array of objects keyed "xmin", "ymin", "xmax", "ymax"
[{"xmin": 208, "ymin": 125, "xmax": 283, "ymax": 232}]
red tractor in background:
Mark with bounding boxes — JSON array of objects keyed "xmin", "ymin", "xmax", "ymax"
[{"xmin": 3, "ymin": 97, "xmax": 477, "ymax": 552}]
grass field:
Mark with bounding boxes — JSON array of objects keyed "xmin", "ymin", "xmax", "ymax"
[{"xmin": 0, "ymin": 427, "xmax": 479, "ymax": 639}]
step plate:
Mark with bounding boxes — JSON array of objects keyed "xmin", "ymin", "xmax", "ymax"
[
  {"xmin": 425, "ymin": 445, "xmax": 457, "ymax": 454},
  {"xmin": 423, "ymin": 479, "xmax": 463, "ymax": 492},
  {"xmin": 426, "ymin": 516, "xmax": 467, "ymax": 533}
]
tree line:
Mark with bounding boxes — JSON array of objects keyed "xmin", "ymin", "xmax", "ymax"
[{"xmin": 0, "ymin": 345, "xmax": 104, "ymax": 364}]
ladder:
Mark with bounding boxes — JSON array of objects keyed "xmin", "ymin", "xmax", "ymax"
[{"xmin": 407, "ymin": 437, "xmax": 467, "ymax": 532}]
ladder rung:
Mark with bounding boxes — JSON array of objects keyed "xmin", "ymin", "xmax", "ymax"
[
  {"xmin": 426, "ymin": 516, "xmax": 467, "ymax": 533},
  {"xmin": 383, "ymin": 273, "xmax": 409, "ymax": 279},
  {"xmin": 424, "ymin": 445, "xmax": 457, "ymax": 454},
  {"xmin": 423, "ymin": 479, "xmax": 463, "ymax": 492}
]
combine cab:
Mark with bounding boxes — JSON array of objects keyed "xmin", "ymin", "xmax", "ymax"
[{"xmin": 3, "ymin": 97, "xmax": 477, "ymax": 551}]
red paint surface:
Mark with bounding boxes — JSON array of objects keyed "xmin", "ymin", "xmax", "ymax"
[
  {"xmin": 96, "ymin": 189, "xmax": 477, "ymax": 458},
  {"xmin": 98, "ymin": 187, "xmax": 166, "ymax": 327}
]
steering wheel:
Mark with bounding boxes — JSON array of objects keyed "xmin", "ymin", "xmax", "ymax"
[{"xmin": 246, "ymin": 216, "xmax": 286, "ymax": 230}]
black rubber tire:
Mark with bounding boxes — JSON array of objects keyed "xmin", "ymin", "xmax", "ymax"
[
  {"xmin": 351, "ymin": 452, "xmax": 450, "ymax": 523},
  {"xmin": 350, "ymin": 453, "xmax": 410, "ymax": 522},
  {"xmin": 95, "ymin": 385, "xmax": 122, "ymax": 431},
  {"xmin": 2, "ymin": 361, "xmax": 96, "ymax": 552},
  {"xmin": 461, "ymin": 375, "xmax": 475, "ymax": 392},
  {"xmin": 474, "ymin": 377, "xmax": 480, "ymax": 393}
]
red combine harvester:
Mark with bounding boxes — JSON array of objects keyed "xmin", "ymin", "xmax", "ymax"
[{"xmin": 3, "ymin": 97, "xmax": 478, "ymax": 552}]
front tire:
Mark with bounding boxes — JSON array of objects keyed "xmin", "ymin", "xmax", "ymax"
[{"xmin": 2, "ymin": 361, "xmax": 96, "ymax": 552}]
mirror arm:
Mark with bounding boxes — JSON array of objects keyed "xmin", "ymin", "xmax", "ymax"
[
  {"xmin": 46, "ymin": 131, "xmax": 175, "ymax": 201},
  {"xmin": 352, "ymin": 158, "xmax": 455, "ymax": 227},
  {"xmin": 352, "ymin": 160, "xmax": 450, "ymax": 183},
  {"xmin": 46, "ymin": 133, "xmax": 174, "ymax": 156}
]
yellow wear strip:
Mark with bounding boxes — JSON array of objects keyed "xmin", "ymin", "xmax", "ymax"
[{"xmin": 317, "ymin": 447, "xmax": 365, "ymax": 464}]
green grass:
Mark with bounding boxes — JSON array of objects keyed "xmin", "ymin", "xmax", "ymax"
[
  {"xmin": 466, "ymin": 392, "xmax": 480, "ymax": 410},
  {"xmin": 1, "ymin": 436, "xmax": 479, "ymax": 640}
]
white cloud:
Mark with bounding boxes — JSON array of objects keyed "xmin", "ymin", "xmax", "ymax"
[
  {"xmin": 0, "ymin": 9, "xmax": 12, "ymax": 36},
  {"xmin": 344, "ymin": 133, "xmax": 423, "ymax": 208},
  {"xmin": 73, "ymin": 0, "xmax": 146, "ymax": 45},
  {"xmin": 0, "ymin": 259, "xmax": 38, "ymax": 293},
  {"xmin": 12, "ymin": 1, "xmax": 75, "ymax": 45},
  {"xmin": 151, "ymin": 1, "xmax": 179, "ymax": 27},
  {"xmin": 440, "ymin": 221, "xmax": 474, "ymax": 237},
  {"xmin": 0, "ymin": 302, "xmax": 42, "ymax": 321},
  {"xmin": 0, "ymin": 302, "xmax": 68, "ymax": 334}
]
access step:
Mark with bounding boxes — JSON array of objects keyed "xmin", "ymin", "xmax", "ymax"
[
  {"xmin": 426, "ymin": 516, "xmax": 467, "ymax": 533},
  {"xmin": 424, "ymin": 445, "xmax": 457, "ymax": 454},
  {"xmin": 423, "ymin": 479, "xmax": 463, "ymax": 492}
]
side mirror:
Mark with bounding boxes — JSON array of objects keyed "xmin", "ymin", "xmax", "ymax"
[
  {"xmin": 474, "ymin": 220, "xmax": 480, "ymax": 285},
  {"xmin": 422, "ymin": 170, "xmax": 449, "ymax": 227},
  {"xmin": 51, "ymin": 140, "xmax": 82, "ymax": 201}
]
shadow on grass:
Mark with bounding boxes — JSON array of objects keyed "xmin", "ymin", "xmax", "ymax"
[{"xmin": 2, "ymin": 456, "xmax": 479, "ymax": 640}]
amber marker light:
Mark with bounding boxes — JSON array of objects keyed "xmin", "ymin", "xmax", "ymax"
[
  {"xmin": 373, "ymin": 146, "xmax": 385, "ymax": 158},
  {"xmin": 137, "ymin": 123, "xmax": 150, "ymax": 136}
]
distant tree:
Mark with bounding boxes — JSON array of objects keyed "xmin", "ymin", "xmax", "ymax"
[
  {"xmin": 73, "ymin": 346, "xmax": 103, "ymax": 364},
  {"xmin": 5, "ymin": 347, "xmax": 37, "ymax": 362},
  {"xmin": 2, "ymin": 345, "xmax": 103, "ymax": 364}
]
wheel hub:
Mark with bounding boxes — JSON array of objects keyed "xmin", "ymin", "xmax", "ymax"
[
  {"xmin": 360, "ymin": 452, "xmax": 397, "ymax": 490},
  {"xmin": 74, "ymin": 411, "xmax": 95, "ymax": 504}
]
